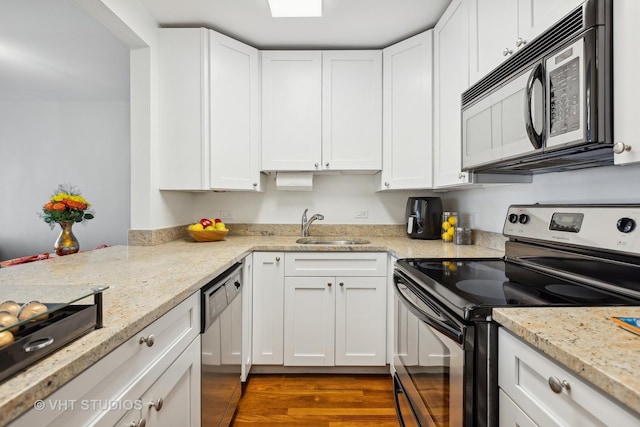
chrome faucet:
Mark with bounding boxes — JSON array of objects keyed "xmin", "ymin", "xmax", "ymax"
[{"xmin": 301, "ymin": 208, "xmax": 324, "ymax": 237}]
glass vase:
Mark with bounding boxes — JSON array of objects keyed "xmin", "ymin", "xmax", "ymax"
[{"xmin": 54, "ymin": 221, "xmax": 79, "ymax": 256}]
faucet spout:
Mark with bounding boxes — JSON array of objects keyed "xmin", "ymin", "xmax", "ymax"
[{"xmin": 301, "ymin": 208, "xmax": 324, "ymax": 237}]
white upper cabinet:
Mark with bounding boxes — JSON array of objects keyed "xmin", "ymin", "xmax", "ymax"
[
  {"xmin": 209, "ymin": 31, "xmax": 263, "ymax": 190},
  {"xmin": 469, "ymin": 0, "xmax": 584, "ymax": 84},
  {"xmin": 433, "ymin": 0, "xmax": 473, "ymax": 188},
  {"xmin": 261, "ymin": 51, "xmax": 323, "ymax": 171},
  {"xmin": 261, "ymin": 50, "xmax": 382, "ymax": 172},
  {"xmin": 322, "ymin": 51, "xmax": 382, "ymax": 170},
  {"xmin": 376, "ymin": 30, "xmax": 433, "ymax": 190},
  {"xmin": 158, "ymin": 28, "xmax": 264, "ymax": 191},
  {"xmin": 613, "ymin": 0, "xmax": 640, "ymax": 166}
]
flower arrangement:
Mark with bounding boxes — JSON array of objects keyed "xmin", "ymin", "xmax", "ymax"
[{"xmin": 40, "ymin": 184, "xmax": 95, "ymax": 228}]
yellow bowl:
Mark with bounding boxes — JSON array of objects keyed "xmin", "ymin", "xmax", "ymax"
[{"xmin": 187, "ymin": 228, "xmax": 229, "ymax": 242}]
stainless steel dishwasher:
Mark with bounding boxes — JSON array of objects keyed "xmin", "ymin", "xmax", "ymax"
[{"xmin": 201, "ymin": 262, "xmax": 243, "ymax": 426}]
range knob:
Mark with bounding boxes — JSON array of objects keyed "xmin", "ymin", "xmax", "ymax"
[
  {"xmin": 508, "ymin": 213, "xmax": 518, "ymax": 224},
  {"xmin": 518, "ymin": 214, "xmax": 530, "ymax": 224},
  {"xmin": 617, "ymin": 217, "xmax": 636, "ymax": 233}
]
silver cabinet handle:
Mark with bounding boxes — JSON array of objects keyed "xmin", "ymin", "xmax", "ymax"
[
  {"xmin": 515, "ymin": 37, "xmax": 526, "ymax": 47},
  {"xmin": 503, "ymin": 47, "xmax": 513, "ymax": 56},
  {"xmin": 548, "ymin": 376, "xmax": 570, "ymax": 394},
  {"xmin": 613, "ymin": 141, "xmax": 632, "ymax": 154},
  {"xmin": 327, "ymin": 282, "xmax": 332, "ymax": 287},
  {"xmin": 275, "ymin": 256, "xmax": 281, "ymax": 262},
  {"xmin": 252, "ymin": 182, "xmax": 257, "ymax": 187},
  {"xmin": 129, "ymin": 419, "xmax": 146, "ymax": 427},
  {"xmin": 148, "ymin": 398, "xmax": 164, "ymax": 411},
  {"xmin": 384, "ymin": 182, "xmax": 390, "ymax": 187},
  {"xmin": 458, "ymin": 172, "xmax": 466, "ymax": 179},
  {"xmin": 139, "ymin": 334, "xmax": 155, "ymax": 347},
  {"xmin": 339, "ymin": 282, "xmax": 344, "ymax": 287},
  {"xmin": 23, "ymin": 337, "xmax": 54, "ymax": 352},
  {"xmin": 314, "ymin": 162, "xmax": 319, "ymax": 168},
  {"xmin": 325, "ymin": 162, "xmax": 330, "ymax": 168}
]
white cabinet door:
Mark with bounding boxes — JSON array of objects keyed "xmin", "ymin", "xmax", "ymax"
[
  {"xmin": 518, "ymin": 0, "xmax": 584, "ymax": 47},
  {"xmin": 283, "ymin": 276, "xmax": 335, "ymax": 366},
  {"xmin": 433, "ymin": 0, "xmax": 473, "ymax": 188},
  {"xmin": 158, "ymin": 28, "xmax": 209, "ymax": 190},
  {"xmin": 252, "ymin": 252, "xmax": 285, "ymax": 364},
  {"xmin": 376, "ymin": 30, "xmax": 433, "ymax": 190},
  {"xmin": 469, "ymin": 0, "xmax": 518, "ymax": 84},
  {"xmin": 158, "ymin": 28, "xmax": 263, "ymax": 191},
  {"xmin": 322, "ymin": 51, "xmax": 382, "ymax": 171},
  {"xmin": 499, "ymin": 390, "xmax": 539, "ymax": 427},
  {"xmin": 335, "ymin": 276, "xmax": 386, "ymax": 365},
  {"xmin": 241, "ymin": 255, "xmax": 253, "ymax": 381},
  {"xmin": 261, "ymin": 51, "xmax": 323, "ymax": 171},
  {"xmin": 209, "ymin": 31, "xmax": 264, "ymax": 191},
  {"xmin": 139, "ymin": 337, "xmax": 201, "ymax": 427},
  {"xmin": 613, "ymin": 0, "xmax": 640, "ymax": 166}
]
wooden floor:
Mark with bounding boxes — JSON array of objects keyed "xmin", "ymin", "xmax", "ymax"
[{"xmin": 230, "ymin": 374, "xmax": 401, "ymax": 426}]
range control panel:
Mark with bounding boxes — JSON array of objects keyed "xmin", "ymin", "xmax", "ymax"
[{"xmin": 503, "ymin": 204, "xmax": 640, "ymax": 255}]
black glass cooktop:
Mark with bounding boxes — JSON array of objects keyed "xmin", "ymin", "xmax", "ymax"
[{"xmin": 395, "ymin": 258, "xmax": 640, "ymax": 321}]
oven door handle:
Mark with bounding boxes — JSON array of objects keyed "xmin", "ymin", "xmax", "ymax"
[{"xmin": 394, "ymin": 271, "xmax": 465, "ymax": 344}]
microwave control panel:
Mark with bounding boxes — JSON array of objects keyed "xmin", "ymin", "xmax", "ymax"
[{"xmin": 503, "ymin": 205, "xmax": 640, "ymax": 255}]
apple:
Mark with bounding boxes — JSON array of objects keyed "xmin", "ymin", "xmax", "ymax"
[
  {"xmin": 200, "ymin": 218, "xmax": 213, "ymax": 228},
  {"xmin": 214, "ymin": 218, "xmax": 222, "ymax": 224}
]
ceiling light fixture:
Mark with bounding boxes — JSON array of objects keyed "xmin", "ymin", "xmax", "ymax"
[{"xmin": 268, "ymin": 0, "xmax": 322, "ymax": 17}]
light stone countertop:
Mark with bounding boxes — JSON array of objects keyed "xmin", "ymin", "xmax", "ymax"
[
  {"xmin": 493, "ymin": 307, "xmax": 640, "ymax": 416},
  {"xmin": 0, "ymin": 235, "xmax": 501, "ymax": 426}
]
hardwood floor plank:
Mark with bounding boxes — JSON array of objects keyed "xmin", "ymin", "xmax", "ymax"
[{"xmin": 229, "ymin": 374, "xmax": 400, "ymax": 426}]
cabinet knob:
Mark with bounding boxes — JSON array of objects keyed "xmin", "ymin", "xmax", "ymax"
[
  {"xmin": 275, "ymin": 256, "xmax": 281, "ymax": 262},
  {"xmin": 252, "ymin": 182, "xmax": 258, "ymax": 187},
  {"xmin": 139, "ymin": 334, "xmax": 155, "ymax": 347},
  {"xmin": 384, "ymin": 182, "xmax": 390, "ymax": 187},
  {"xmin": 613, "ymin": 141, "xmax": 632, "ymax": 154},
  {"xmin": 148, "ymin": 398, "xmax": 164, "ymax": 412},
  {"xmin": 327, "ymin": 282, "xmax": 332, "ymax": 287},
  {"xmin": 314, "ymin": 162, "xmax": 319, "ymax": 168},
  {"xmin": 128, "ymin": 419, "xmax": 146, "ymax": 427},
  {"xmin": 339, "ymin": 282, "xmax": 344, "ymax": 287},
  {"xmin": 503, "ymin": 47, "xmax": 513, "ymax": 56},
  {"xmin": 458, "ymin": 172, "xmax": 466, "ymax": 179},
  {"xmin": 548, "ymin": 376, "xmax": 570, "ymax": 394},
  {"xmin": 515, "ymin": 37, "xmax": 526, "ymax": 47},
  {"xmin": 325, "ymin": 162, "xmax": 330, "ymax": 168}
]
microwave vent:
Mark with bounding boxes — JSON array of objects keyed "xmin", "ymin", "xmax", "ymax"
[{"xmin": 462, "ymin": 5, "xmax": 585, "ymax": 108}]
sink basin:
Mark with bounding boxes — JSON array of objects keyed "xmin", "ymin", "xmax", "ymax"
[{"xmin": 296, "ymin": 237, "xmax": 371, "ymax": 245}]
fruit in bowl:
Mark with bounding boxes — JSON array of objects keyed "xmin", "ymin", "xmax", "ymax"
[{"xmin": 188, "ymin": 218, "xmax": 229, "ymax": 242}]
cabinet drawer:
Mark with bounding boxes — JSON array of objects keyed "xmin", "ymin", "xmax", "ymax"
[
  {"xmin": 284, "ymin": 252, "xmax": 387, "ymax": 277},
  {"xmin": 11, "ymin": 293, "xmax": 200, "ymax": 427},
  {"xmin": 498, "ymin": 328, "xmax": 640, "ymax": 427}
]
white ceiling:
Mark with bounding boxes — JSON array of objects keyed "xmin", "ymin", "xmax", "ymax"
[{"xmin": 139, "ymin": 0, "xmax": 452, "ymax": 49}]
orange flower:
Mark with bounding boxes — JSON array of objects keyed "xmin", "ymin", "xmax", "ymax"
[
  {"xmin": 44, "ymin": 202, "xmax": 54, "ymax": 210},
  {"xmin": 52, "ymin": 202, "xmax": 66, "ymax": 211},
  {"xmin": 65, "ymin": 200, "xmax": 87, "ymax": 210}
]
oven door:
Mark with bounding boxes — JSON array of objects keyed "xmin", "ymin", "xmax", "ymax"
[{"xmin": 393, "ymin": 270, "xmax": 474, "ymax": 427}]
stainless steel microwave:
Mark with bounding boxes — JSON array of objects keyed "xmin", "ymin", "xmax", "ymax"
[{"xmin": 461, "ymin": 0, "xmax": 612, "ymax": 174}]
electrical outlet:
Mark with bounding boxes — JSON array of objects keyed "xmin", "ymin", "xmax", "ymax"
[
  {"xmin": 220, "ymin": 210, "xmax": 234, "ymax": 221},
  {"xmin": 355, "ymin": 209, "xmax": 368, "ymax": 219}
]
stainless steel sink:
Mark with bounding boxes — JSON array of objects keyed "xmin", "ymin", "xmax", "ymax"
[{"xmin": 295, "ymin": 237, "xmax": 371, "ymax": 245}]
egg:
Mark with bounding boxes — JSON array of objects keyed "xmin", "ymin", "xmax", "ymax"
[
  {"xmin": 18, "ymin": 301, "xmax": 49, "ymax": 322},
  {"xmin": 0, "ymin": 311, "xmax": 19, "ymax": 333},
  {"xmin": 0, "ymin": 301, "xmax": 20, "ymax": 317}
]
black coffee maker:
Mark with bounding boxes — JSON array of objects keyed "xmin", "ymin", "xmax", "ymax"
[{"xmin": 405, "ymin": 197, "xmax": 442, "ymax": 239}]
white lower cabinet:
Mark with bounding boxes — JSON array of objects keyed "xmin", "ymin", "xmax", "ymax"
[
  {"xmin": 252, "ymin": 252, "xmax": 388, "ymax": 367},
  {"xmin": 283, "ymin": 253, "xmax": 387, "ymax": 366},
  {"xmin": 10, "ymin": 293, "xmax": 201, "ymax": 427},
  {"xmin": 498, "ymin": 327, "xmax": 640, "ymax": 427}
]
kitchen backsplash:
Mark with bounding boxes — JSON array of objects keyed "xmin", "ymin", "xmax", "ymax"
[{"xmin": 129, "ymin": 224, "xmax": 507, "ymax": 252}]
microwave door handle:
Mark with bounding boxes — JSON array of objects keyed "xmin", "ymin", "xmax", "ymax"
[{"xmin": 525, "ymin": 62, "xmax": 544, "ymax": 150}]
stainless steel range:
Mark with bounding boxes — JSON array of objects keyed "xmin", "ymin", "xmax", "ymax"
[{"xmin": 393, "ymin": 204, "xmax": 640, "ymax": 427}]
